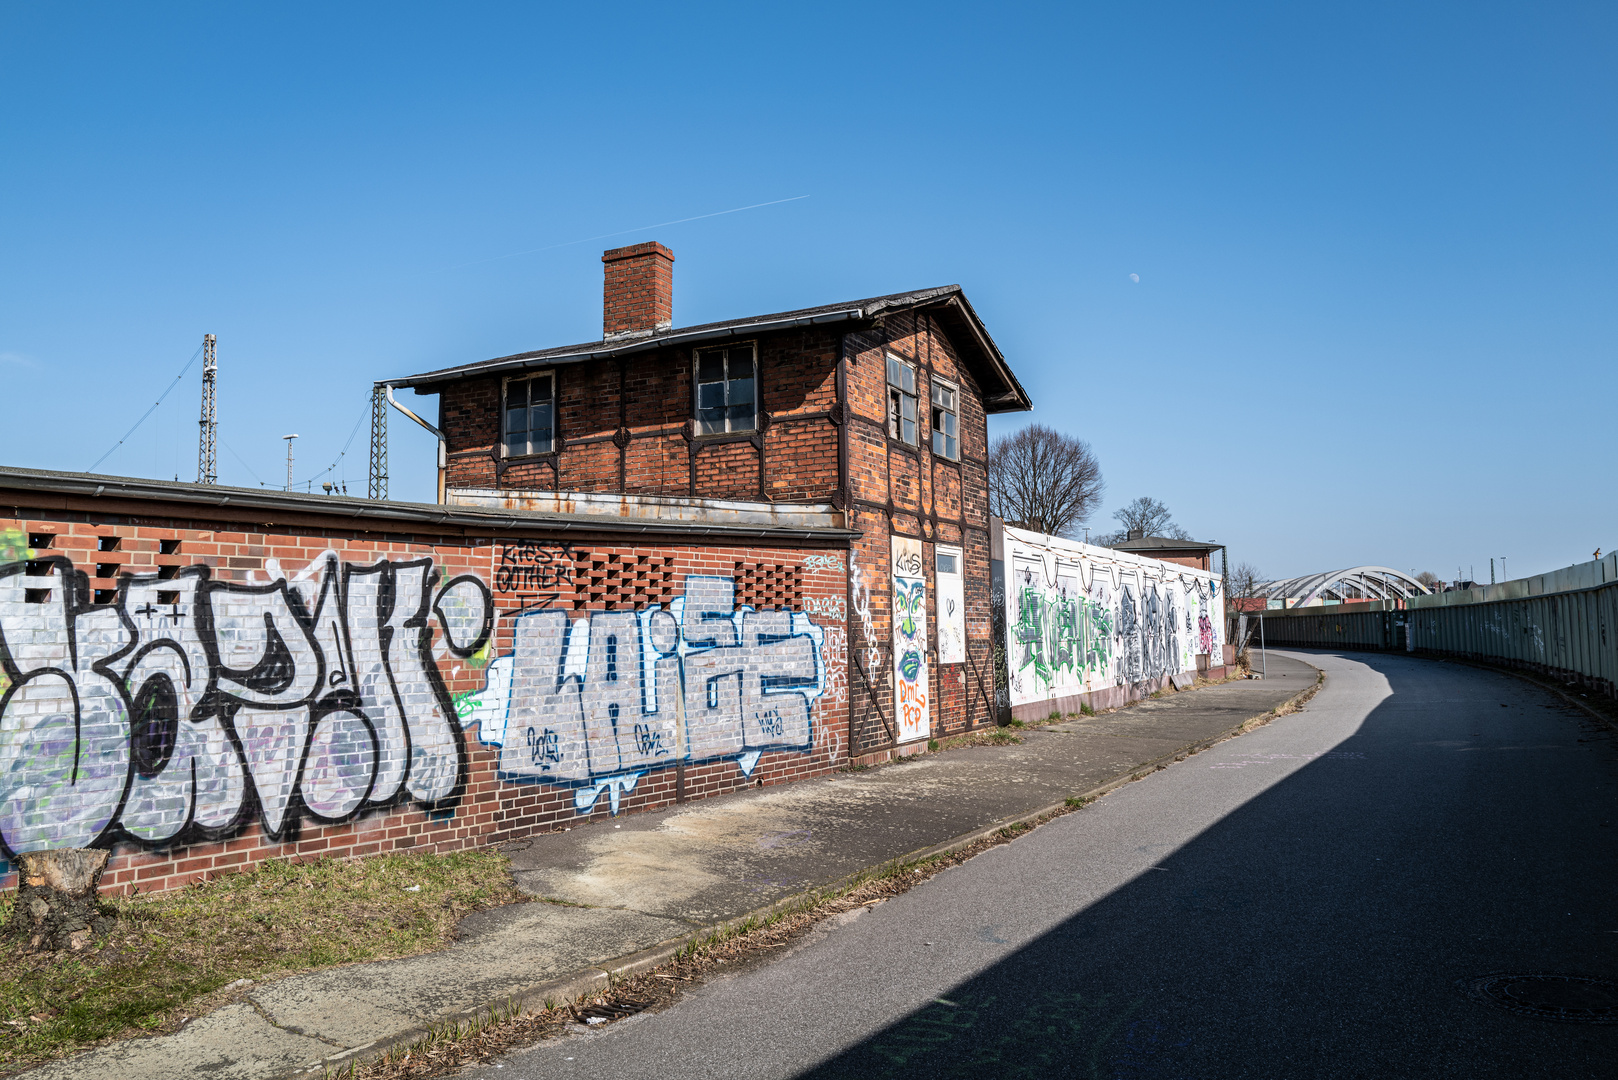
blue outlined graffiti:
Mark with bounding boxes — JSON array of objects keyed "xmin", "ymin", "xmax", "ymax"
[{"xmin": 459, "ymin": 575, "xmax": 827, "ymax": 813}]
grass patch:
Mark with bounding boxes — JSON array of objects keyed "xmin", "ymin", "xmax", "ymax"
[
  {"xmin": 0, "ymin": 849, "xmax": 525, "ymax": 1071},
  {"xmin": 1080, "ymin": 703, "xmax": 1097, "ymax": 717}
]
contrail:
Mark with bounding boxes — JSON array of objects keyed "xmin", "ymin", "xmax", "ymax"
[{"xmin": 444, "ymin": 195, "xmax": 811, "ymax": 270}]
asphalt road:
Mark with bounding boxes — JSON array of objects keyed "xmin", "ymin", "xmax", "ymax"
[{"xmin": 462, "ymin": 650, "xmax": 1618, "ymax": 1079}]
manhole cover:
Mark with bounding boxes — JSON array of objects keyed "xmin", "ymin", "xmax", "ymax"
[{"xmin": 1463, "ymin": 973, "xmax": 1618, "ymax": 1023}]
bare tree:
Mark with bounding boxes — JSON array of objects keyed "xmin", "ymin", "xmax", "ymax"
[
  {"xmin": 1104, "ymin": 496, "xmax": 1192, "ymax": 542},
  {"xmin": 1224, "ymin": 561, "xmax": 1267, "ymax": 610},
  {"xmin": 987, "ymin": 425, "xmax": 1105, "ymax": 538},
  {"xmin": 1415, "ymin": 570, "xmax": 1443, "ymax": 591},
  {"xmin": 1222, "ymin": 561, "xmax": 1267, "ymax": 664}
]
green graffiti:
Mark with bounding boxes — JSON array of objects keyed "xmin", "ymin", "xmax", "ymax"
[
  {"xmin": 1015, "ymin": 585, "xmax": 1112, "ymax": 690},
  {"xmin": 0, "ymin": 528, "xmax": 34, "ymax": 565}
]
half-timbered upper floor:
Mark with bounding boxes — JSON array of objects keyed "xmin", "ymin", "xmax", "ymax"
[{"xmin": 384, "ymin": 242, "xmax": 1032, "ymax": 518}]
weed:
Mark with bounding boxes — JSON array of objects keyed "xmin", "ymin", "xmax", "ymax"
[
  {"xmin": 1080, "ymin": 703, "xmax": 1097, "ymax": 717},
  {"xmin": 0, "ymin": 850, "xmax": 524, "ymax": 1071},
  {"xmin": 927, "ymin": 739, "xmax": 939, "ymax": 752},
  {"xmin": 1064, "ymin": 796, "xmax": 1095, "ymax": 809}
]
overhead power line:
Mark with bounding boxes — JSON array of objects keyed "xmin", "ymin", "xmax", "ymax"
[
  {"xmin": 295, "ymin": 400, "xmax": 370, "ymax": 489},
  {"xmin": 87, "ymin": 342, "xmax": 206, "ymax": 474}
]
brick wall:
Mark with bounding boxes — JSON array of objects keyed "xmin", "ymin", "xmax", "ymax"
[
  {"xmin": 841, "ymin": 310, "xmax": 998, "ymax": 749},
  {"xmin": 430, "ymin": 306, "xmax": 1001, "ymax": 754},
  {"xmin": 0, "ymin": 508, "xmax": 850, "ymax": 895},
  {"xmin": 441, "ymin": 330, "xmax": 845, "ymax": 506}
]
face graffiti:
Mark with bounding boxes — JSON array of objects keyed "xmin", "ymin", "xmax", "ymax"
[
  {"xmin": 0, "ymin": 551, "xmax": 491, "ymax": 856},
  {"xmin": 890, "ymin": 537, "xmax": 929, "ymax": 743}
]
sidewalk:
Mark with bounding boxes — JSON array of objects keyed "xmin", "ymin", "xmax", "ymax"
[{"xmin": 25, "ymin": 655, "xmax": 1318, "ymax": 1080}]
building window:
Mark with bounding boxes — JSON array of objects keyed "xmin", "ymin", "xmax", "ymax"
[
  {"xmin": 503, "ymin": 373, "xmax": 555, "ymax": 457},
  {"xmin": 930, "ymin": 381, "xmax": 959, "ymax": 460},
  {"xmin": 886, "ymin": 355, "xmax": 918, "ymax": 445},
  {"xmin": 936, "ymin": 549, "xmax": 959, "ymax": 575},
  {"xmin": 695, "ymin": 344, "xmax": 756, "ymax": 435}
]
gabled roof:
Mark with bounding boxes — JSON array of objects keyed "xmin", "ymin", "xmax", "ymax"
[{"xmin": 385, "ymin": 285, "xmax": 1033, "ymax": 413}]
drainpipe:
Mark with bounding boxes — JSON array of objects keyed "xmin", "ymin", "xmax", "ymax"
[{"xmin": 384, "ymin": 384, "xmax": 447, "ymax": 505}]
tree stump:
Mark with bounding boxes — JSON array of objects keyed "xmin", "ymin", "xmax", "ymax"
[{"xmin": 6, "ymin": 849, "xmax": 115, "ymax": 953}]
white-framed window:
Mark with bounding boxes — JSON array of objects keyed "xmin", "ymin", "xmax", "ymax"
[
  {"xmin": 935, "ymin": 543, "xmax": 966, "ymax": 664},
  {"xmin": 503, "ymin": 373, "xmax": 555, "ymax": 457},
  {"xmin": 930, "ymin": 380, "xmax": 959, "ymax": 460},
  {"xmin": 886, "ymin": 354, "xmax": 918, "ymax": 445},
  {"xmin": 695, "ymin": 343, "xmax": 756, "ymax": 435}
]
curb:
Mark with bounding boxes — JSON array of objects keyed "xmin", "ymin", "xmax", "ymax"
[{"xmin": 285, "ymin": 663, "xmax": 1323, "ymax": 1078}]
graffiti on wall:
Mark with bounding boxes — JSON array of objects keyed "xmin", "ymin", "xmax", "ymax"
[
  {"xmin": 935, "ymin": 544, "xmax": 965, "ymax": 665},
  {"xmin": 0, "ymin": 541, "xmax": 838, "ymax": 855},
  {"xmin": 0, "ymin": 550, "xmax": 492, "ymax": 856},
  {"xmin": 1003, "ymin": 527, "xmax": 1223, "ymax": 708},
  {"xmin": 458, "ymin": 575, "xmax": 829, "ymax": 813},
  {"xmin": 891, "ymin": 537, "xmax": 930, "ymax": 742},
  {"xmin": 493, "ymin": 538, "xmax": 577, "ymax": 608}
]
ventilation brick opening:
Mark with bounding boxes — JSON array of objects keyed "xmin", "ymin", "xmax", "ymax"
[
  {"xmin": 96, "ymin": 563, "xmax": 120, "ymax": 578},
  {"xmin": 98, "ymin": 536, "xmax": 121, "ymax": 552},
  {"xmin": 157, "ymin": 590, "xmax": 180, "ymax": 605},
  {"xmin": 24, "ymin": 589, "xmax": 50, "ymax": 604},
  {"xmin": 159, "ymin": 539, "xmax": 182, "ymax": 555},
  {"xmin": 93, "ymin": 588, "xmax": 117, "ymax": 604},
  {"xmin": 157, "ymin": 565, "xmax": 180, "ymax": 580},
  {"xmin": 27, "ymin": 533, "xmax": 53, "ymax": 549}
]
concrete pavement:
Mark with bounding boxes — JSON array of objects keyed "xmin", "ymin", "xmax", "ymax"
[
  {"xmin": 458, "ymin": 649, "xmax": 1618, "ymax": 1080},
  {"xmin": 24, "ymin": 662, "xmax": 1314, "ymax": 1080}
]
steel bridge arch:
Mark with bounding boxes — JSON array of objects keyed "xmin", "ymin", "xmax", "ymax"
[{"xmin": 1259, "ymin": 566, "xmax": 1431, "ymax": 607}]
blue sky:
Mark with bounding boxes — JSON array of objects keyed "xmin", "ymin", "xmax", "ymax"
[{"xmin": 1, "ymin": 2, "xmax": 1612, "ymax": 583}]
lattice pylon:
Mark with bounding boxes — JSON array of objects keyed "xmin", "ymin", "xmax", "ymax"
[
  {"xmin": 196, "ymin": 334, "xmax": 217, "ymax": 485},
  {"xmin": 368, "ymin": 383, "xmax": 388, "ymax": 500}
]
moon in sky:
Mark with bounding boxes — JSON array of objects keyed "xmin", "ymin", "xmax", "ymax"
[{"xmin": 1129, "ymin": 273, "xmax": 1140, "ymax": 283}]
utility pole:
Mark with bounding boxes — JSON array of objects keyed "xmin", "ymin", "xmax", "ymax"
[
  {"xmin": 283, "ymin": 434, "xmax": 298, "ymax": 491},
  {"xmin": 368, "ymin": 384, "xmax": 388, "ymax": 500},
  {"xmin": 196, "ymin": 334, "xmax": 218, "ymax": 484}
]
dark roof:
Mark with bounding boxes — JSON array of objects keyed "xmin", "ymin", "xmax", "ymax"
[
  {"xmin": 1111, "ymin": 535, "xmax": 1223, "ymax": 554},
  {"xmin": 0, "ymin": 466, "xmax": 858, "ymax": 543},
  {"xmin": 385, "ymin": 285, "xmax": 1033, "ymax": 413}
]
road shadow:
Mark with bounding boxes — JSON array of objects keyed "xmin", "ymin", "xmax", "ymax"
[{"xmin": 795, "ymin": 650, "xmax": 1618, "ymax": 1079}]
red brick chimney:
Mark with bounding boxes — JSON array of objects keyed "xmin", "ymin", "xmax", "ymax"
[{"xmin": 601, "ymin": 242, "xmax": 674, "ymax": 339}]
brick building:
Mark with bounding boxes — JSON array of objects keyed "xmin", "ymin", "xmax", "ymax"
[
  {"xmin": 386, "ymin": 242, "xmax": 1032, "ymax": 756},
  {"xmin": 0, "ymin": 247, "xmax": 1029, "ymax": 893}
]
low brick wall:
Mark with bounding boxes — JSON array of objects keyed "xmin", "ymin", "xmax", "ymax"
[{"xmin": 0, "ymin": 503, "xmax": 852, "ymax": 894}]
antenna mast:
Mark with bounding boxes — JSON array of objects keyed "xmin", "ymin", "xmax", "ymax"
[
  {"xmin": 368, "ymin": 383, "xmax": 388, "ymax": 500},
  {"xmin": 196, "ymin": 334, "xmax": 218, "ymax": 484}
]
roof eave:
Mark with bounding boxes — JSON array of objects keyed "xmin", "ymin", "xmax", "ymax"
[
  {"xmin": 385, "ymin": 307, "xmax": 869, "ymax": 392},
  {"xmin": 916, "ymin": 292, "xmax": 1033, "ymax": 413}
]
